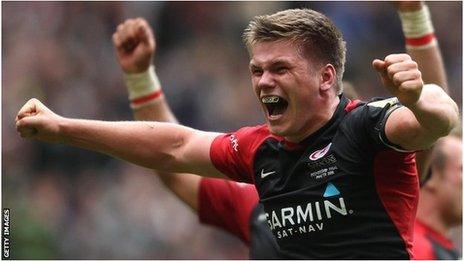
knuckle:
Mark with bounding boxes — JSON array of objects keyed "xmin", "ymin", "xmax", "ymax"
[
  {"xmin": 393, "ymin": 73, "xmax": 402, "ymax": 84},
  {"xmin": 402, "ymin": 53, "xmax": 412, "ymax": 60},
  {"xmin": 387, "ymin": 66, "xmax": 395, "ymax": 77}
]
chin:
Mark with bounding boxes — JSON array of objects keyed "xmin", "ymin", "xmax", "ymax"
[{"xmin": 267, "ymin": 124, "xmax": 289, "ymax": 138}]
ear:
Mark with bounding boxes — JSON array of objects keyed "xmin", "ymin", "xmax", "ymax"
[
  {"xmin": 320, "ymin": 64, "xmax": 336, "ymax": 92},
  {"xmin": 422, "ymin": 165, "xmax": 441, "ymax": 193}
]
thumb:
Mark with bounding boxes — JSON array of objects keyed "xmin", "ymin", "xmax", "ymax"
[{"xmin": 372, "ymin": 59, "xmax": 389, "ymax": 79}]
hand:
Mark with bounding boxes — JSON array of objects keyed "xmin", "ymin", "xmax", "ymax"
[
  {"xmin": 15, "ymin": 98, "xmax": 65, "ymax": 143},
  {"xmin": 372, "ymin": 54, "xmax": 423, "ymax": 107},
  {"xmin": 392, "ymin": 1, "xmax": 423, "ymax": 12},
  {"xmin": 113, "ymin": 18, "xmax": 155, "ymax": 74}
]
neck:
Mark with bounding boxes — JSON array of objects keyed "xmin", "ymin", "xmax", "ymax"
[
  {"xmin": 285, "ymin": 94, "xmax": 340, "ymax": 143},
  {"xmin": 416, "ymin": 192, "xmax": 452, "ymax": 236}
]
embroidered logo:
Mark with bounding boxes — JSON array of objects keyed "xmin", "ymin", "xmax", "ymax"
[{"xmin": 309, "ymin": 143, "xmax": 332, "ymax": 161}]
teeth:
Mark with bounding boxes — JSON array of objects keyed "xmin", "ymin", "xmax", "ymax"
[{"xmin": 262, "ymin": 96, "xmax": 280, "ymax": 104}]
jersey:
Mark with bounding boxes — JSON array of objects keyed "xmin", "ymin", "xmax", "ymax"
[
  {"xmin": 412, "ymin": 219, "xmax": 460, "ymax": 260},
  {"xmin": 198, "ymin": 178, "xmax": 280, "ymax": 259},
  {"xmin": 210, "ymin": 95, "xmax": 419, "ymax": 259}
]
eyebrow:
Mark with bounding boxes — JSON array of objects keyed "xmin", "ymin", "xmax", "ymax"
[{"xmin": 249, "ymin": 58, "xmax": 292, "ymax": 69}]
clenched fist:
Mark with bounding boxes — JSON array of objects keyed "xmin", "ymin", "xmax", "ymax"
[
  {"xmin": 15, "ymin": 98, "xmax": 64, "ymax": 143},
  {"xmin": 113, "ymin": 18, "xmax": 155, "ymax": 73},
  {"xmin": 373, "ymin": 54, "xmax": 423, "ymax": 107},
  {"xmin": 392, "ymin": 1, "xmax": 423, "ymax": 12}
]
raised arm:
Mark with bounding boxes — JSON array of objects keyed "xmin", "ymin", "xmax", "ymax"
[
  {"xmin": 15, "ymin": 98, "xmax": 223, "ymax": 178},
  {"xmin": 113, "ymin": 17, "xmax": 201, "ymax": 211},
  {"xmin": 372, "ymin": 54, "xmax": 458, "ymax": 151},
  {"xmin": 394, "ymin": 1, "xmax": 450, "ymax": 181}
]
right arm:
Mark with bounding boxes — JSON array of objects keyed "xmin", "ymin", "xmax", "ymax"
[{"xmin": 15, "ymin": 99, "xmax": 223, "ymax": 178}]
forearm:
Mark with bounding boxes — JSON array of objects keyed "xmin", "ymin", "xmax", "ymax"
[
  {"xmin": 408, "ymin": 84, "xmax": 458, "ymax": 140},
  {"xmin": 59, "ymin": 118, "xmax": 191, "ymax": 171},
  {"xmin": 407, "ymin": 48, "xmax": 448, "ymax": 92},
  {"xmin": 133, "ymin": 97, "xmax": 179, "ymax": 123},
  {"xmin": 157, "ymin": 171, "xmax": 201, "ymax": 211}
]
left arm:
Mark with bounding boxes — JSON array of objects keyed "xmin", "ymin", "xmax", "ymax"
[{"xmin": 373, "ymin": 54, "xmax": 459, "ymax": 151}]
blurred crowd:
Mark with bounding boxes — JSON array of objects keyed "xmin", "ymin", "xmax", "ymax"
[{"xmin": 2, "ymin": 2, "xmax": 461, "ymax": 259}]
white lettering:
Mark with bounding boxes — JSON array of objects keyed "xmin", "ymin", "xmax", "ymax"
[
  {"xmin": 324, "ymin": 198, "xmax": 347, "ymax": 219},
  {"xmin": 265, "ymin": 213, "xmax": 272, "ymax": 230},
  {"xmin": 315, "ymin": 202, "xmax": 322, "ymax": 220},
  {"xmin": 296, "ymin": 203, "xmax": 313, "ymax": 223},
  {"xmin": 229, "ymin": 135, "xmax": 239, "ymax": 152},
  {"xmin": 281, "ymin": 229, "xmax": 288, "ymax": 238},
  {"xmin": 281, "ymin": 207, "xmax": 295, "ymax": 226},
  {"xmin": 308, "ymin": 224, "xmax": 315, "ymax": 232},
  {"xmin": 271, "ymin": 211, "xmax": 282, "ymax": 229}
]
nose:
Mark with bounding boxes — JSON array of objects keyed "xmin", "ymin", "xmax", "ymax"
[{"xmin": 257, "ymin": 71, "xmax": 276, "ymax": 90}]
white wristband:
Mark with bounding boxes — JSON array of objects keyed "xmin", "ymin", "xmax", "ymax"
[
  {"xmin": 398, "ymin": 5, "xmax": 434, "ymax": 38},
  {"xmin": 124, "ymin": 65, "xmax": 161, "ymax": 101},
  {"xmin": 124, "ymin": 65, "xmax": 163, "ymax": 109}
]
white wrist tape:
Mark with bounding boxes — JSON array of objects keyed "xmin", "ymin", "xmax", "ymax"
[
  {"xmin": 124, "ymin": 65, "xmax": 163, "ymax": 109},
  {"xmin": 398, "ymin": 5, "xmax": 434, "ymax": 38}
]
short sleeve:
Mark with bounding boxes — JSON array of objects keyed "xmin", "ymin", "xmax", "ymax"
[
  {"xmin": 345, "ymin": 97, "xmax": 407, "ymax": 152},
  {"xmin": 210, "ymin": 125, "xmax": 269, "ymax": 183},
  {"xmin": 198, "ymin": 178, "xmax": 260, "ymax": 245}
]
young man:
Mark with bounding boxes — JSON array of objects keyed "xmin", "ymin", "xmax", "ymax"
[{"xmin": 16, "ymin": 8, "xmax": 458, "ymax": 259}]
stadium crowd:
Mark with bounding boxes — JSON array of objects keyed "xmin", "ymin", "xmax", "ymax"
[{"xmin": 3, "ymin": 1, "xmax": 462, "ymax": 259}]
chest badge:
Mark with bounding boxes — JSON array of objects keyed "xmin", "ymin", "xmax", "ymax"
[{"xmin": 309, "ymin": 143, "xmax": 332, "ymax": 161}]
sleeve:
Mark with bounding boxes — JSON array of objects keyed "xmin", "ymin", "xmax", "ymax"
[
  {"xmin": 346, "ymin": 97, "xmax": 409, "ymax": 153},
  {"xmin": 197, "ymin": 177, "xmax": 260, "ymax": 245},
  {"xmin": 209, "ymin": 126, "xmax": 266, "ymax": 183}
]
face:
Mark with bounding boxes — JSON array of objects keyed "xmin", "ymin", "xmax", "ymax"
[
  {"xmin": 436, "ymin": 136, "xmax": 462, "ymax": 225},
  {"xmin": 249, "ymin": 40, "xmax": 329, "ymax": 142}
]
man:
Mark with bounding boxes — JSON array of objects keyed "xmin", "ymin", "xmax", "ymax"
[
  {"xmin": 413, "ymin": 132, "xmax": 462, "ymax": 260},
  {"xmin": 16, "ymin": 8, "xmax": 458, "ymax": 259}
]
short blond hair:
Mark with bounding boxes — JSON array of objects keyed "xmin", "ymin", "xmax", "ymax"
[{"xmin": 242, "ymin": 8, "xmax": 346, "ymax": 94}]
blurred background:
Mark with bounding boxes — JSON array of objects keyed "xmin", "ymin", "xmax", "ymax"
[{"xmin": 2, "ymin": 1, "xmax": 462, "ymax": 259}]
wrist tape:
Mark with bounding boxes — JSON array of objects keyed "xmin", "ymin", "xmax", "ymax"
[
  {"xmin": 124, "ymin": 65, "xmax": 163, "ymax": 109},
  {"xmin": 399, "ymin": 5, "xmax": 437, "ymax": 50}
]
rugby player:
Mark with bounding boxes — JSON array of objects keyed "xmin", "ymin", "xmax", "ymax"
[
  {"xmin": 413, "ymin": 132, "xmax": 462, "ymax": 259},
  {"xmin": 16, "ymin": 8, "xmax": 459, "ymax": 259}
]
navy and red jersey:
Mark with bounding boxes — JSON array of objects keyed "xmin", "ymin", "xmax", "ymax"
[
  {"xmin": 210, "ymin": 95, "xmax": 419, "ymax": 259},
  {"xmin": 198, "ymin": 178, "xmax": 280, "ymax": 259},
  {"xmin": 412, "ymin": 219, "xmax": 460, "ymax": 260}
]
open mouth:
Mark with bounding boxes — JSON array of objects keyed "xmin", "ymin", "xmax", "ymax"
[{"xmin": 261, "ymin": 96, "xmax": 288, "ymax": 117}]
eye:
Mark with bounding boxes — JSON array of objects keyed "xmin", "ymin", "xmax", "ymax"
[
  {"xmin": 275, "ymin": 67, "xmax": 288, "ymax": 74},
  {"xmin": 251, "ymin": 68, "xmax": 263, "ymax": 77}
]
